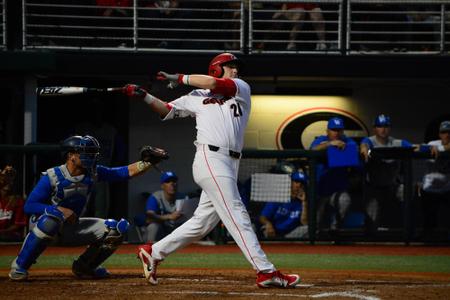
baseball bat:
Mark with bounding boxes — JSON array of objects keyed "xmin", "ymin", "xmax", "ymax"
[{"xmin": 37, "ymin": 86, "xmax": 123, "ymax": 97}]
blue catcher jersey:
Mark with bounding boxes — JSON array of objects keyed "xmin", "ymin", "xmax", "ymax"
[
  {"xmin": 260, "ymin": 200, "xmax": 303, "ymax": 235},
  {"xmin": 24, "ymin": 164, "xmax": 130, "ymax": 217}
]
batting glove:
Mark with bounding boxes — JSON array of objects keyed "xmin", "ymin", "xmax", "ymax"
[
  {"xmin": 157, "ymin": 71, "xmax": 185, "ymax": 89},
  {"xmin": 122, "ymin": 84, "xmax": 147, "ymax": 98}
]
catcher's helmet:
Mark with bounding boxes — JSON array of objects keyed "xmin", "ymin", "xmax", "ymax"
[
  {"xmin": 208, "ymin": 52, "xmax": 242, "ymax": 78},
  {"xmin": 61, "ymin": 135, "xmax": 100, "ymax": 169}
]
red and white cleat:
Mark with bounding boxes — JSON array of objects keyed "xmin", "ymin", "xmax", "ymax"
[
  {"xmin": 137, "ymin": 244, "xmax": 160, "ymax": 285},
  {"xmin": 256, "ymin": 270, "xmax": 301, "ymax": 288}
]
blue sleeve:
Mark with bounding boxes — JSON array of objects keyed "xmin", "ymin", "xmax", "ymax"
[
  {"xmin": 344, "ymin": 136, "xmax": 357, "ymax": 145},
  {"xmin": 401, "ymin": 140, "xmax": 412, "ymax": 147},
  {"xmin": 310, "ymin": 136, "xmax": 327, "ymax": 149},
  {"xmin": 145, "ymin": 195, "xmax": 160, "ymax": 213},
  {"xmin": 260, "ymin": 202, "xmax": 278, "ymax": 218},
  {"xmin": 97, "ymin": 165, "xmax": 130, "ymax": 182},
  {"xmin": 24, "ymin": 175, "xmax": 53, "ymax": 215},
  {"xmin": 274, "ymin": 203, "xmax": 302, "ymax": 234}
]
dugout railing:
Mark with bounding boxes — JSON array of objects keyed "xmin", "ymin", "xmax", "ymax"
[
  {"xmin": 17, "ymin": 0, "xmax": 450, "ymax": 55},
  {"xmin": 1, "ymin": 144, "xmax": 449, "ymax": 245}
]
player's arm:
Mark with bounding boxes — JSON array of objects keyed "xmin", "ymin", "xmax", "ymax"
[
  {"xmin": 299, "ymin": 190, "xmax": 308, "ymax": 225},
  {"xmin": 146, "ymin": 210, "xmax": 181, "ymax": 222},
  {"xmin": 259, "ymin": 215, "xmax": 276, "ymax": 237},
  {"xmin": 24, "ymin": 176, "xmax": 76, "ymax": 222},
  {"xmin": 157, "ymin": 72, "xmax": 237, "ymax": 97},
  {"xmin": 359, "ymin": 137, "xmax": 372, "ymax": 162},
  {"xmin": 310, "ymin": 137, "xmax": 331, "ymax": 151},
  {"xmin": 123, "ymin": 84, "xmax": 172, "ymax": 118},
  {"xmin": 24, "ymin": 176, "xmax": 54, "ymax": 215},
  {"xmin": 259, "ymin": 203, "xmax": 277, "ymax": 237}
]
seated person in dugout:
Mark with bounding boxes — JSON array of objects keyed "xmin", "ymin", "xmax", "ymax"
[
  {"xmin": 259, "ymin": 171, "xmax": 308, "ymax": 239},
  {"xmin": 419, "ymin": 120, "xmax": 450, "ymax": 237},
  {"xmin": 359, "ymin": 114, "xmax": 413, "ymax": 233},
  {"xmin": 144, "ymin": 171, "xmax": 188, "ymax": 242},
  {"xmin": 0, "ymin": 165, "xmax": 27, "ymax": 241}
]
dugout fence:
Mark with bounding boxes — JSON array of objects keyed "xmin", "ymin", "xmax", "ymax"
[
  {"xmin": 2, "ymin": 144, "xmax": 448, "ymax": 245},
  {"xmin": 18, "ymin": 0, "xmax": 450, "ymax": 55}
]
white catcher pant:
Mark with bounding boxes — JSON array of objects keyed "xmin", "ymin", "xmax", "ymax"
[{"xmin": 152, "ymin": 144, "xmax": 275, "ymax": 273}]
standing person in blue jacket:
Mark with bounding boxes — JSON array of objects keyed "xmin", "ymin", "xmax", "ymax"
[
  {"xmin": 359, "ymin": 114, "xmax": 413, "ymax": 234},
  {"xmin": 9, "ymin": 135, "xmax": 160, "ymax": 281},
  {"xmin": 259, "ymin": 171, "xmax": 308, "ymax": 238},
  {"xmin": 310, "ymin": 117, "xmax": 355, "ymax": 231}
]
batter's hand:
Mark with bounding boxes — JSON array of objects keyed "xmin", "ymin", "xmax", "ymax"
[
  {"xmin": 122, "ymin": 84, "xmax": 147, "ymax": 98},
  {"xmin": 157, "ymin": 71, "xmax": 182, "ymax": 89}
]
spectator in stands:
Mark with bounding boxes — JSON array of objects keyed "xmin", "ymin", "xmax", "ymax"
[
  {"xmin": 360, "ymin": 114, "xmax": 413, "ymax": 234},
  {"xmin": 139, "ymin": 1, "xmax": 183, "ymax": 48},
  {"xmin": 405, "ymin": 4, "xmax": 441, "ymax": 52},
  {"xmin": 96, "ymin": 0, "xmax": 131, "ymax": 17},
  {"xmin": 143, "ymin": 171, "xmax": 188, "ymax": 242},
  {"xmin": 419, "ymin": 120, "xmax": 450, "ymax": 238},
  {"xmin": 223, "ymin": 1, "xmax": 246, "ymax": 50},
  {"xmin": 272, "ymin": 2, "xmax": 327, "ymax": 51},
  {"xmin": 258, "ymin": 171, "xmax": 308, "ymax": 239},
  {"xmin": 0, "ymin": 165, "xmax": 26, "ymax": 241},
  {"xmin": 310, "ymin": 117, "xmax": 355, "ymax": 232}
]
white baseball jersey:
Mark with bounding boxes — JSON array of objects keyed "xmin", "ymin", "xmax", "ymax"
[
  {"xmin": 152, "ymin": 77, "xmax": 276, "ymax": 273},
  {"xmin": 163, "ymin": 78, "xmax": 250, "ymax": 152}
]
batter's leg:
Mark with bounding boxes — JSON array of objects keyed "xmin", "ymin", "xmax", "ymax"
[
  {"xmin": 197, "ymin": 175, "xmax": 275, "ymax": 273},
  {"xmin": 151, "ymin": 190, "xmax": 221, "ymax": 260}
]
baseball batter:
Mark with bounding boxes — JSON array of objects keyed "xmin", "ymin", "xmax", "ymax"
[
  {"xmin": 8, "ymin": 135, "xmax": 163, "ymax": 281},
  {"xmin": 123, "ymin": 52, "xmax": 300, "ymax": 288}
]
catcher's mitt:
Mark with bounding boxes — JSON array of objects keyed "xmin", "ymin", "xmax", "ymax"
[{"xmin": 140, "ymin": 146, "xmax": 169, "ymax": 165}]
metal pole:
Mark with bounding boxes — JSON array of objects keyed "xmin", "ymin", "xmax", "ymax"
[
  {"xmin": 403, "ymin": 156, "xmax": 413, "ymax": 245},
  {"xmin": 133, "ymin": 0, "xmax": 137, "ymax": 50},
  {"xmin": 307, "ymin": 157, "xmax": 317, "ymax": 245},
  {"xmin": 248, "ymin": 0, "xmax": 253, "ymax": 53},
  {"xmin": 440, "ymin": 3, "xmax": 445, "ymax": 53},
  {"xmin": 21, "ymin": 0, "xmax": 25, "ymax": 49},
  {"xmin": 345, "ymin": 0, "xmax": 351, "ymax": 54}
]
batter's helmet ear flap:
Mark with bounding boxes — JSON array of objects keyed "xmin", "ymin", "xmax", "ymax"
[{"xmin": 208, "ymin": 52, "xmax": 242, "ymax": 78}]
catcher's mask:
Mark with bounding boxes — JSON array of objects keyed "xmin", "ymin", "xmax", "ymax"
[
  {"xmin": 208, "ymin": 52, "xmax": 243, "ymax": 78},
  {"xmin": 61, "ymin": 135, "xmax": 101, "ymax": 170}
]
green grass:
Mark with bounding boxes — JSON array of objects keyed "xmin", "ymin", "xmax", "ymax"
[{"xmin": 2, "ymin": 253, "xmax": 450, "ymax": 274}]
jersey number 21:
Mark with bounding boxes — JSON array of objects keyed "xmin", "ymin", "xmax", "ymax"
[{"xmin": 230, "ymin": 103, "xmax": 243, "ymax": 117}]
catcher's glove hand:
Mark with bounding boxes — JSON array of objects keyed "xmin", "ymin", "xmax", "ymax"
[{"xmin": 140, "ymin": 146, "xmax": 169, "ymax": 165}]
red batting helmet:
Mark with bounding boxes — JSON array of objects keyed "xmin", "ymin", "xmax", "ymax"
[{"xmin": 208, "ymin": 53, "xmax": 242, "ymax": 78}]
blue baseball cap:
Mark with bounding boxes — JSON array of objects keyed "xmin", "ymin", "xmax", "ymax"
[
  {"xmin": 327, "ymin": 117, "xmax": 344, "ymax": 130},
  {"xmin": 439, "ymin": 120, "xmax": 450, "ymax": 132},
  {"xmin": 291, "ymin": 171, "xmax": 306, "ymax": 183},
  {"xmin": 374, "ymin": 114, "xmax": 391, "ymax": 127},
  {"xmin": 160, "ymin": 171, "xmax": 178, "ymax": 183}
]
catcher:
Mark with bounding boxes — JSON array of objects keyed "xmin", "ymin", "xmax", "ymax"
[{"xmin": 9, "ymin": 135, "xmax": 168, "ymax": 281}]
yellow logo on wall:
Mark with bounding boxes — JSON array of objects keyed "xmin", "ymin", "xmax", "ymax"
[{"xmin": 245, "ymin": 95, "xmax": 369, "ymax": 150}]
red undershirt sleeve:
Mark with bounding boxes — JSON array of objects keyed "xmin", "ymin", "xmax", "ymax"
[{"xmin": 211, "ymin": 78, "xmax": 237, "ymax": 97}]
